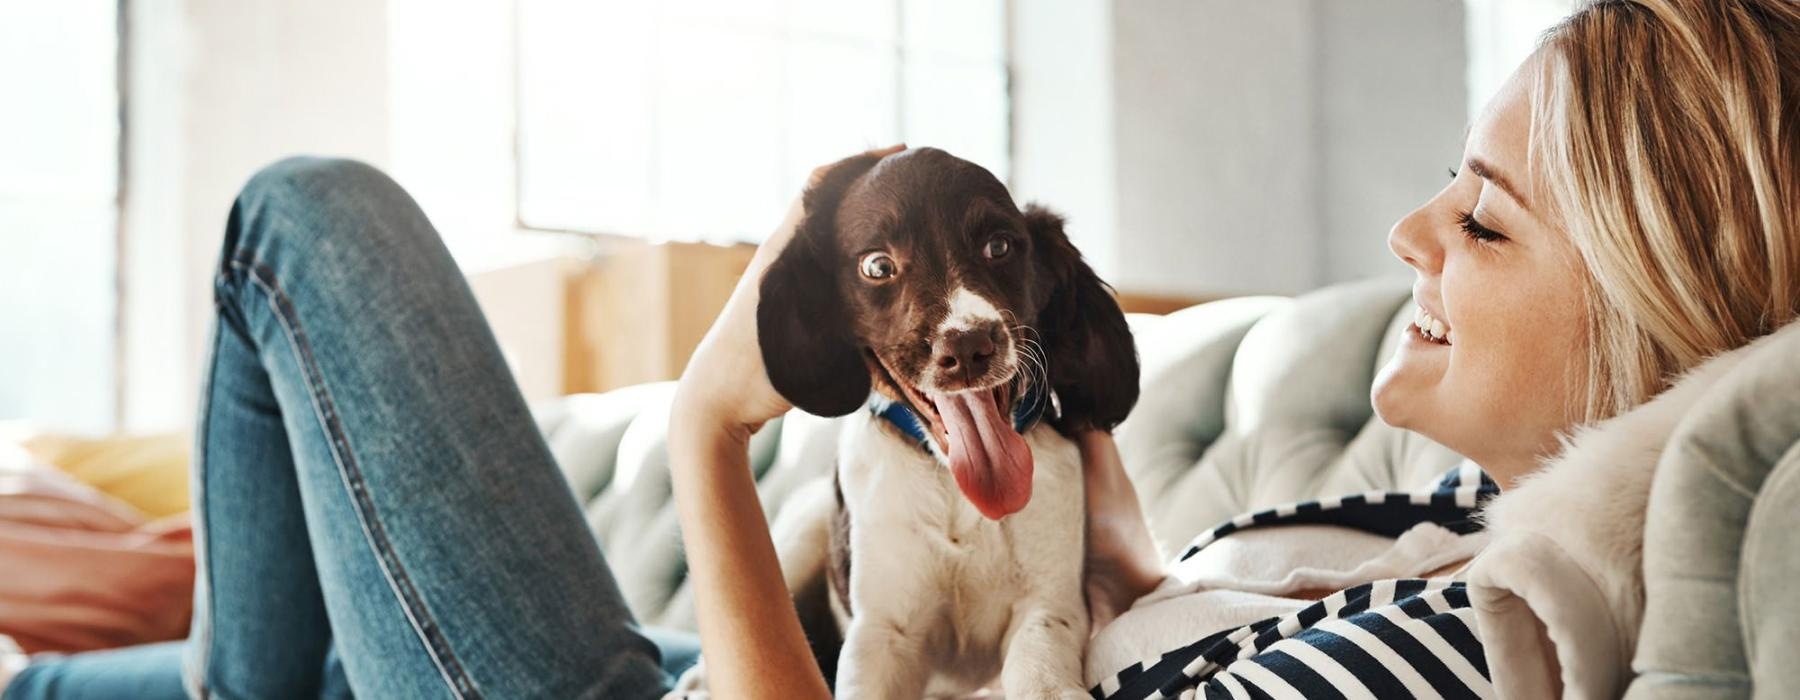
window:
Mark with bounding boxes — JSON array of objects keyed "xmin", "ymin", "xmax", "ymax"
[
  {"xmin": 1464, "ymin": 0, "xmax": 1576, "ymax": 116},
  {"xmin": 0, "ymin": 2, "xmax": 120, "ymax": 433},
  {"xmin": 514, "ymin": 0, "xmax": 1010, "ymax": 244}
]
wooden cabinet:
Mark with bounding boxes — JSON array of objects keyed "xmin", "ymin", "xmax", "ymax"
[{"xmin": 567, "ymin": 240, "xmax": 757, "ymax": 394}]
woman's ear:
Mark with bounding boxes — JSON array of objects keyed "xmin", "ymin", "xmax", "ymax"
[
  {"xmin": 1025, "ymin": 204, "xmax": 1141, "ymax": 433},
  {"xmin": 755, "ymin": 154, "xmax": 884, "ymax": 417}
]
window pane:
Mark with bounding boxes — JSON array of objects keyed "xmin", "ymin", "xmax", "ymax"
[
  {"xmin": 0, "ymin": 2, "xmax": 118, "ymax": 433},
  {"xmin": 783, "ymin": 39, "xmax": 900, "ymax": 199},
  {"xmin": 903, "ymin": 0, "xmax": 1005, "ymax": 62},
  {"xmin": 517, "ymin": 0, "xmax": 657, "ymax": 233},
  {"xmin": 0, "ymin": 204, "xmax": 116, "ymax": 433},
  {"xmin": 788, "ymin": 0, "xmax": 897, "ymax": 43},
  {"xmin": 903, "ymin": 57, "xmax": 1009, "ymax": 181},
  {"xmin": 514, "ymin": 1, "xmax": 1009, "ymax": 242},
  {"xmin": 388, "ymin": 0, "xmax": 520, "ymax": 258},
  {"xmin": 1464, "ymin": 0, "xmax": 1574, "ymax": 116},
  {"xmin": 0, "ymin": 3, "xmax": 117, "ymax": 197},
  {"xmin": 653, "ymin": 23, "xmax": 784, "ymax": 241},
  {"xmin": 661, "ymin": 0, "xmax": 782, "ymax": 31}
]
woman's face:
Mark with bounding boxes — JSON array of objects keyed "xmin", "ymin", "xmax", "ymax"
[{"xmin": 1372, "ymin": 56, "xmax": 1588, "ymax": 488}]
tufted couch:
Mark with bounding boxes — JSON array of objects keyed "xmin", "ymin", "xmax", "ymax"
[{"xmin": 534, "ymin": 276, "xmax": 1799, "ymax": 696}]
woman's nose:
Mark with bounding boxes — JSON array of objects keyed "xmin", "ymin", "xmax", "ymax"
[{"xmin": 1388, "ymin": 204, "xmax": 1443, "ymax": 274}]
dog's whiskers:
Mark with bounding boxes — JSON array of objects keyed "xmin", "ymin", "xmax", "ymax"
[
  {"xmin": 1006, "ymin": 325, "xmax": 1049, "ymax": 394},
  {"xmin": 1001, "ymin": 311, "xmax": 1043, "ymax": 341}
]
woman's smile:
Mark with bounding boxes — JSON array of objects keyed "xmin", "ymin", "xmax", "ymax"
[{"xmin": 1411, "ymin": 304, "xmax": 1453, "ymax": 345}]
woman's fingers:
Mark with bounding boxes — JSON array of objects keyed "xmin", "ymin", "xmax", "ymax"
[
  {"xmin": 751, "ymin": 143, "xmax": 905, "ymax": 285},
  {"xmin": 755, "ymin": 143, "xmax": 907, "ymax": 264},
  {"xmin": 808, "ymin": 143, "xmax": 907, "ymax": 186},
  {"xmin": 674, "ymin": 145, "xmax": 906, "ymax": 436}
]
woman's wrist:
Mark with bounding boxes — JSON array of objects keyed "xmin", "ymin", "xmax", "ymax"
[{"xmin": 669, "ymin": 393, "xmax": 751, "ymax": 458}]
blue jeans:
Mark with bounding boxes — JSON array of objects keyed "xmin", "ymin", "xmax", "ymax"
[{"xmin": 5, "ymin": 158, "xmax": 692, "ymax": 699}]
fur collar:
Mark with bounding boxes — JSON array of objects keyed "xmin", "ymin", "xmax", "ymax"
[{"xmin": 1474, "ymin": 320, "xmax": 1800, "ymax": 696}]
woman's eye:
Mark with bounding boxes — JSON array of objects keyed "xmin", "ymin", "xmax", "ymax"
[
  {"xmin": 1456, "ymin": 211, "xmax": 1508, "ymax": 243},
  {"xmin": 859, "ymin": 252, "xmax": 898, "ymax": 280},
  {"xmin": 983, "ymin": 237, "xmax": 1011, "ymax": 260}
]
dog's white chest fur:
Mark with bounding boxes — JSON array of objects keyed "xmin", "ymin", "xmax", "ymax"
[{"xmin": 833, "ymin": 410, "xmax": 1089, "ymax": 698}]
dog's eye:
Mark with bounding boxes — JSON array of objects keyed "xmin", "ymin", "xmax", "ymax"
[
  {"xmin": 859, "ymin": 252, "xmax": 898, "ymax": 280},
  {"xmin": 983, "ymin": 237, "xmax": 1012, "ymax": 260}
]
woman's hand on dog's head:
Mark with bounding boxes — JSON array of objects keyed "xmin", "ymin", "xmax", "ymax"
[{"xmin": 672, "ymin": 144, "xmax": 907, "ymax": 445}]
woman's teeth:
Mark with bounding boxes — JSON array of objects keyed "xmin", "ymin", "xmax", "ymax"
[{"xmin": 1413, "ymin": 305, "xmax": 1453, "ymax": 345}]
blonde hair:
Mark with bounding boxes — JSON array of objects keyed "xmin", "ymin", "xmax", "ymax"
[{"xmin": 1533, "ymin": 0, "xmax": 1800, "ymax": 421}]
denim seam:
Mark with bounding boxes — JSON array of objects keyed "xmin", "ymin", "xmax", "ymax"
[
  {"xmin": 228, "ymin": 255, "xmax": 482, "ymax": 699},
  {"xmin": 185, "ymin": 319, "xmax": 224, "ymax": 700}
]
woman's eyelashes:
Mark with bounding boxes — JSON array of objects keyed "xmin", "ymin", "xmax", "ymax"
[
  {"xmin": 1456, "ymin": 211, "xmax": 1508, "ymax": 244},
  {"xmin": 1444, "ymin": 165, "xmax": 1507, "ymax": 244}
]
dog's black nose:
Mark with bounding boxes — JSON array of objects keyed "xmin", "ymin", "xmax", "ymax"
[{"xmin": 934, "ymin": 326, "xmax": 999, "ymax": 379}]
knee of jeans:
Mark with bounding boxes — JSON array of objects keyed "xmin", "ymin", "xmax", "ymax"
[
  {"xmin": 239, "ymin": 156, "xmax": 402, "ymax": 215},
  {"xmin": 223, "ymin": 156, "xmax": 423, "ymax": 279}
]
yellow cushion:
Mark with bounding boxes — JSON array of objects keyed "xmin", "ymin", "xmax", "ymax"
[{"xmin": 21, "ymin": 432, "xmax": 191, "ymax": 518}]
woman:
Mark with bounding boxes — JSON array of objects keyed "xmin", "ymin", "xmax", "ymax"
[{"xmin": 5, "ymin": 0, "xmax": 1795, "ymax": 697}]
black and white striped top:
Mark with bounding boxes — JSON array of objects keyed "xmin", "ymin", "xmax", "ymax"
[{"xmin": 1091, "ymin": 464, "xmax": 1502, "ymax": 700}]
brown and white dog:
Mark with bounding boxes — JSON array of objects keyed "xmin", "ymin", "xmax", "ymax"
[{"xmin": 744, "ymin": 148, "xmax": 1140, "ymax": 698}]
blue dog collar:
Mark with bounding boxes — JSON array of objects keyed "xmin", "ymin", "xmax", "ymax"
[{"xmin": 867, "ymin": 381, "xmax": 1052, "ymax": 450}]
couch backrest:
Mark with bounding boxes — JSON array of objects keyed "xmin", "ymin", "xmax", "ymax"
[
  {"xmin": 536, "ymin": 276, "xmax": 1468, "ymax": 629},
  {"xmin": 1118, "ymin": 276, "xmax": 1467, "ymax": 558}
]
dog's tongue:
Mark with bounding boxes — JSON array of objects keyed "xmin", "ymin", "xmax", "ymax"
[{"xmin": 930, "ymin": 390, "xmax": 1033, "ymax": 520}]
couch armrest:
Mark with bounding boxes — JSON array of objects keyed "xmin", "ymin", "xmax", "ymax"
[
  {"xmin": 1742, "ymin": 450, "xmax": 1800, "ymax": 695},
  {"xmin": 1628, "ymin": 325, "xmax": 1800, "ymax": 698}
]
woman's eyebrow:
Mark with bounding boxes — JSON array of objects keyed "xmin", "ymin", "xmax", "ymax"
[{"xmin": 1466, "ymin": 157, "xmax": 1532, "ymax": 210}]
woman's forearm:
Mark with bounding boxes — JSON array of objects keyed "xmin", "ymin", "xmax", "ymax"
[
  {"xmin": 661, "ymin": 146, "xmax": 904, "ymax": 697},
  {"xmin": 1079, "ymin": 431, "xmax": 1168, "ymax": 622},
  {"xmin": 667, "ymin": 415, "xmax": 831, "ymax": 700}
]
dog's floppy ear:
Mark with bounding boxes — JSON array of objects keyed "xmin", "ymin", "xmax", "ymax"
[
  {"xmin": 756, "ymin": 154, "xmax": 884, "ymax": 417},
  {"xmin": 1026, "ymin": 204, "xmax": 1140, "ymax": 433}
]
